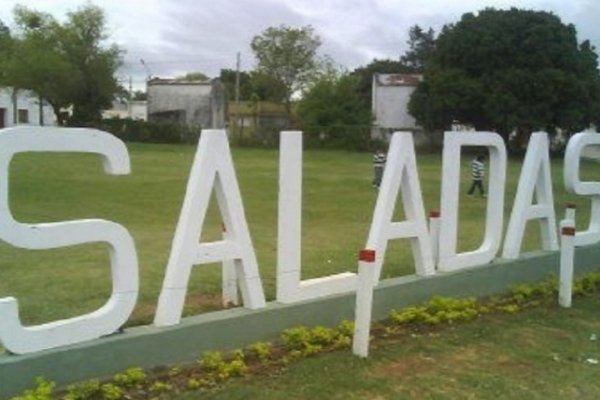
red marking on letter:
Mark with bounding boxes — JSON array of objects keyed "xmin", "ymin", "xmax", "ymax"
[
  {"xmin": 359, "ymin": 249, "xmax": 376, "ymax": 262},
  {"xmin": 565, "ymin": 202, "xmax": 577, "ymax": 209},
  {"xmin": 562, "ymin": 227, "xmax": 576, "ymax": 236},
  {"xmin": 430, "ymin": 210, "xmax": 441, "ymax": 218}
]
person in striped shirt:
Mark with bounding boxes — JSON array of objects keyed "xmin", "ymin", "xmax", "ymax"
[
  {"xmin": 467, "ymin": 154, "xmax": 486, "ymax": 197},
  {"xmin": 372, "ymin": 148, "xmax": 386, "ymax": 189}
]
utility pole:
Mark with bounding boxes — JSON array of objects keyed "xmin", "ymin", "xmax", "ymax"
[{"xmin": 235, "ymin": 52, "xmax": 241, "ymax": 138}]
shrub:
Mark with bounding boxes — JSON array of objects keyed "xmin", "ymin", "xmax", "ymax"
[
  {"xmin": 248, "ymin": 342, "xmax": 272, "ymax": 362},
  {"xmin": 91, "ymin": 118, "xmax": 201, "ymax": 144},
  {"xmin": 63, "ymin": 379, "xmax": 101, "ymax": 400},
  {"xmin": 11, "ymin": 377, "xmax": 55, "ymax": 400},
  {"xmin": 112, "ymin": 367, "xmax": 146, "ymax": 387}
]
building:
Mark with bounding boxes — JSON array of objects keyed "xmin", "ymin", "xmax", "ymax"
[
  {"xmin": 371, "ymin": 73, "xmax": 446, "ymax": 147},
  {"xmin": 146, "ymin": 78, "xmax": 225, "ymax": 128},
  {"xmin": 0, "ymin": 87, "xmax": 56, "ymax": 128},
  {"xmin": 102, "ymin": 100, "xmax": 148, "ymax": 121}
]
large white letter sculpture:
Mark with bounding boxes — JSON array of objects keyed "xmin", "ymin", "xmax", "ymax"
[
  {"xmin": 564, "ymin": 132, "xmax": 600, "ymax": 246},
  {"xmin": 365, "ymin": 131, "xmax": 434, "ymax": 282},
  {"xmin": 0, "ymin": 127, "xmax": 138, "ymax": 354},
  {"xmin": 438, "ymin": 131, "xmax": 507, "ymax": 272},
  {"xmin": 276, "ymin": 131, "xmax": 356, "ymax": 303},
  {"xmin": 503, "ymin": 132, "xmax": 558, "ymax": 258},
  {"xmin": 154, "ymin": 130, "xmax": 265, "ymax": 326}
]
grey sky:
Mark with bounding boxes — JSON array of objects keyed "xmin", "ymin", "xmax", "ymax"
[{"xmin": 1, "ymin": 0, "xmax": 599, "ymax": 90}]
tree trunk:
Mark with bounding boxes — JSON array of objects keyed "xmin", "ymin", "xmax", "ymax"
[
  {"xmin": 11, "ymin": 88, "xmax": 18, "ymax": 124},
  {"xmin": 38, "ymin": 94, "xmax": 44, "ymax": 126},
  {"xmin": 284, "ymin": 98, "xmax": 292, "ymax": 128}
]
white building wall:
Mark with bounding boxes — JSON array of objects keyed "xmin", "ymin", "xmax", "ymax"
[
  {"xmin": 147, "ymin": 83, "xmax": 212, "ymax": 126},
  {"xmin": 0, "ymin": 87, "xmax": 56, "ymax": 128},
  {"xmin": 373, "ymin": 85, "xmax": 418, "ymax": 129}
]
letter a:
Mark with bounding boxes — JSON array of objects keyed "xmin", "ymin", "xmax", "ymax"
[
  {"xmin": 365, "ymin": 131, "xmax": 434, "ymax": 283},
  {"xmin": 503, "ymin": 132, "xmax": 558, "ymax": 259},
  {"xmin": 154, "ymin": 130, "xmax": 265, "ymax": 327}
]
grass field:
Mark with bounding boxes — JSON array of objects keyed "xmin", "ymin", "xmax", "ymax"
[
  {"xmin": 178, "ymin": 295, "xmax": 600, "ymax": 400},
  {"xmin": 0, "ymin": 141, "xmax": 598, "ymax": 327}
]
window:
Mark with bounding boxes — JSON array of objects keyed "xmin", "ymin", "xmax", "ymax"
[{"xmin": 18, "ymin": 109, "xmax": 29, "ymax": 124}]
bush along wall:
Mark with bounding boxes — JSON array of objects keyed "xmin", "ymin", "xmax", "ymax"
[{"xmin": 83, "ymin": 118, "xmax": 201, "ymax": 144}]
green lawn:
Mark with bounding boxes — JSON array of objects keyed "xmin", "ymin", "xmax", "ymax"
[
  {"xmin": 180, "ymin": 295, "xmax": 600, "ymax": 400},
  {"xmin": 0, "ymin": 142, "xmax": 598, "ymax": 326}
]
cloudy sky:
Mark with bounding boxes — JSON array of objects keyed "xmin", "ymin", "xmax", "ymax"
[{"xmin": 1, "ymin": 0, "xmax": 599, "ymax": 90}]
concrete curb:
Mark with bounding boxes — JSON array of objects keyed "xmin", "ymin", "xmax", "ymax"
[{"xmin": 2, "ymin": 244, "xmax": 599, "ymax": 398}]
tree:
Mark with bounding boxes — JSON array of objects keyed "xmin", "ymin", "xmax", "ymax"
[
  {"xmin": 0, "ymin": 19, "xmax": 13, "ymax": 84},
  {"xmin": 409, "ymin": 8, "xmax": 600, "ymax": 144},
  {"xmin": 176, "ymin": 71, "xmax": 209, "ymax": 81},
  {"xmin": 132, "ymin": 90, "xmax": 147, "ymax": 101},
  {"xmin": 251, "ymin": 25, "xmax": 322, "ymax": 117},
  {"xmin": 3, "ymin": 4, "xmax": 122, "ymax": 125},
  {"xmin": 5, "ymin": 6, "xmax": 80, "ymax": 124},
  {"xmin": 219, "ymin": 69, "xmax": 252, "ymax": 101},
  {"xmin": 400, "ymin": 25, "xmax": 436, "ymax": 73},
  {"xmin": 297, "ymin": 73, "xmax": 372, "ymax": 149},
  {"xmin": 61, "ymin": 4, "xmax": 123, "ymax": 124}
]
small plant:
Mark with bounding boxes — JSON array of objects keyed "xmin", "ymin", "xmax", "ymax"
[
  {"xmin": 496, "ymin": 304, "xmax": 520, "ymax": 314},
  {"xmin": 332, "ymin": 335, "xmax": 352, "ymax": 349},
  {"xmin": 336, "ymin": 320, "xmax": 354, "ymax": 337},
  {"xmin": 11, "ymin": 377, "xmax": 55, "ymax": 400},
  {"xmin": 280, "ymin": 326, "xmax": 311, "ymax": 351},
  {"xmin": 248, "ymin": 341, "xmax": 272, "ymax": 362},
  {"xmin": 100, "ymin": 383, "xmax": 123, "ymax": 400},
  {"xmin": 149, "ymin": 381, "xmax": 173, "ymax": 393},
  {"xmin": 186, "ymin": 378, "xmax": 201, "ymax": 390},
  {"xmin": 310, "ymin": 326, "xmax": 337, "ymax": 346},
  {"xmin": 112, "ymin": 367, "xmax": 146, "ymax": 387},
  {"xmin": 224, "ymin": 359, "xmax": 248, "ymax": 377},
  {"xmin": 63, "ymin": 379, "xmax": 101, "ymax": 400},
  {"xmin": 230, "ymin": 349, "xmax": 245, "ymax": 361},
  {"xmin": 198, "ymin": 351, "xmax": 224, "ymax": 372}
]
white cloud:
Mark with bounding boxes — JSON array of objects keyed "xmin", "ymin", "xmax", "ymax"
[{"xmin": 1, "ymin": 0, "xmax": 599, "ymax": 90}]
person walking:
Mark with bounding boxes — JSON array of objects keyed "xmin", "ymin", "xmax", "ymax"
[
  {"xmin": 372, "ymin": 148, "xmax": 386, "ymax": 189},
  {"xmin": 467, "ymin": 154, "xmax": 486, "ymax": 197}
]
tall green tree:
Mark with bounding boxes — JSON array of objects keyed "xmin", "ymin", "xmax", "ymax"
[
  {"xmin": 0, "ymin": 19, "xmax": 13, "ymax": 85},
  {"xmin": 297, "ymin": 73, "xmax": 372, "ymax": 149},
  {"xmin": 251, "ymin": 25, "xmax": 322, "ymax": 117},
  {"xmin": 61, "ymin": 4, "xmax": 122, "ymax": 124},
  {"xmin": 409, "ymin": 8, "xmax": 600, "ymax": 143},
  {"xmin": 3, "ymin": 4, "xmax": 122, "ymax": 125},
  {"xmin": 219, "ymin": 68, "xmax": 253, "ymax": 101},
  {"xmin": 219, "ymin": 68, "xmax": 287, "ymax": 102},
  {"xmin": 400, "ymin": 25, "xmax": 436, "ymax": 73},
  {"xmin": 6, "ymin": 6, "xmax": 79, "ymax": 124}
]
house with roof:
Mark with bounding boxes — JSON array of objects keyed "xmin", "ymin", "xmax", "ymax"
[
  {"xmin": 371, "ymin": 73, "xmax": 442, "ymax": 147},
  {"xmin": 0, "ymin": 87, "xmax": 56, "ymax": 128},
  {"xmin": 146, "ymin": 78, "xmax": 225, "ymax": 128}
]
